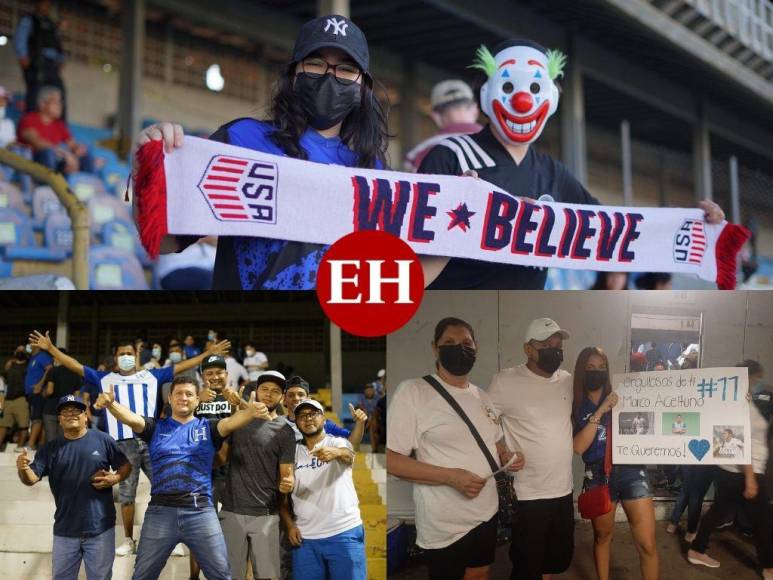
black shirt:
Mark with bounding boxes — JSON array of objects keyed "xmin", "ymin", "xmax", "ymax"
[
  {"xmin": 43, "ymin": 365, "xmax": 82, "ymax": 416},
  {"xmin": 418, "ymin": 125, "xmax": 598, "ymax": 289},
  {"xmin": 4, "ymin": 361, "xmax": 27, "ymax": 400}
]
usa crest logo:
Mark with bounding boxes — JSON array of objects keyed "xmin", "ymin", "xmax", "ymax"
[
  {"xmin": 197, "ymin": 155, "xmax": 278, "ymax": 224},
  {"xmin": 673, "ymin": 219, "xmax": 706, "ymax": 265}
]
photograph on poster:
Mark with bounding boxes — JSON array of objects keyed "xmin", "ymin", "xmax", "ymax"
[
  {"xmin": 618, "ymin": 411, "xmax": 655, "ymax": 435},
  {"xmin": 712, "ymin": 425, "xmax": 745, "ymax": 459},
  {"xmin": 662, "ymin": 412, "xmax": 700, "ymax": 436}
]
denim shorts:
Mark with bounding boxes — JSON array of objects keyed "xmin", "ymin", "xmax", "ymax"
[{"xmin": 584, "ymin": 463, "xmax": 651, "ymax": 502}]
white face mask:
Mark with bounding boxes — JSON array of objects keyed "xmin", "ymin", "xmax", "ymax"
[
  {"xmin": 245, "ymin": 349, "xmax": 255, "ymax": 358},
  {"xmin": 0, "ymin": 107, "xmax": 6, "ymax": 119},
  {"xmin": 25, "ymin": 344, "xmax": 32, "ymax": 354},
  {"xmin": 117, "ymin": 355, "xmax": 135, "ymax": 372},
  {"xmin": 169, "ymin": 352, "xmax": 182, "ymax": 363},
  {"xmin": 152, "ymin": 347, "xmax": 161, "ymax": 359}
]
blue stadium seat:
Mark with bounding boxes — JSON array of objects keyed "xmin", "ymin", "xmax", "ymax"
[
  {"xmin": 87, "ymin": 194, "xmax": 131, "ymax": 236},
  {"xmin": 102, "ymin": 218, "xmax": 154, "ymax": 267},
  {"xmin": 89, "ymin": 245, "xmax": 148, "ymax": 290},
  {"xmin": 0, "ymin": 182, "xmax": 28, "ymax": 215},
  {"xmin": 68, "ymin": 172, "xmax": 106, "ymax": 202},
  {"xmin": 32, "ymin": 185, "xmax": 65, "ymax": 223},
  {"xmin": 0, "ymin": 207, "xmax": 66, "ymax": 262},
  {"xmin": 45, "ymin": 213, "xmax": 73, "ymax": 254},
  {"xmin": 100, "ymin": 159, "xmax": 130, "ymax": 197}
]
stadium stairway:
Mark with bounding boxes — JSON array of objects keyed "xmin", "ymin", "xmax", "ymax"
[{"xmin": 0, "ymin": 443, "xmax": 387, "ymax": 579}]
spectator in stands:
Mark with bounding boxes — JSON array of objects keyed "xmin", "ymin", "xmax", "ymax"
[
  {"xmin": 224, "ymin": 346, "xmax": 250, "ymax": 390},
  {"xmin": 42, "ymin": 347, "xmax": 81, "ymax": 443},
  {"xmin": 164, "ymin": 340, "xmax": 184, "ymax": 367},
  {"xmin": 279, "ymin": 398, "xmax": 367, "ymax": 580},
  {"xmin": 143, "ymin": 342, "xmax": 163, "ymax": 369},
  {"xmin": 243, "ymin": 342, "xmax": 268, "ymax": 382},
  {"xmin": 591, "ymin": 272, "xmax": 629, "ymax": 290},
  {"xmin": 0, "ymin": 86, "xmax": 16, "ymax": 148},
  {"xmin": 183, "ymin": 335, "xmax": 201, "ymax": 360},
  {"xmin": 154, "ymin": 237, "xmax": 216, "ymax": 290},
  {"xmin": 18, "ymin": 86, "xmax": 93, "ymax": 175},
  {"xmin": 95, "ymin": 375, "xmax": 272, "ymax": 579},
  {"xmin": 372, "ymin": 368, "xmax": 386, "ymax": 398},
  {"xmin": 220, "ymin": 371, "xmax": 296, "ymax": 580},
  {"xmin": 137, "ymin": 14, "xmax": 390, "ymax": 290},
  {"xmin": 635, "ymin": 273, "xmax": 672, "ymax": 290},
  {"xmin": 13, "ymin": 0, "xmax": 67, "ymax": 118},
  {"xmin": 25, "ymin": 340, "xmax": 53, "ymax": 449},
  {"xmin": 0, "ymin": 346, "xmax": 30, "ymax": 451},
  {"xmin": 403, "ymin": 79, "xmax": 482, "ymax": 172},
  {"xmin": 356, "ymin": 383, "xmax": 379, "ymax": 417},
  {"xmin": 16, "ymin": 394, "xmax": 131, "ymax": 580}
]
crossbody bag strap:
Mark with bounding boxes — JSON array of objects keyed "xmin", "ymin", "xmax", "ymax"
[
  {"xmin": 423, "ymin": 375, "xmax": 499, "ymax": 473},
  {"xmin": 603, "ymin": 413, "xmax": 613, "ymax": 476}
]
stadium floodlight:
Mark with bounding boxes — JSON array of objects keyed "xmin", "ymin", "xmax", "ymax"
[
  {"xmin": 206, "ymin": 64, "xmax": 225, "ymax": 92},
  {"xmin": 0, "ymin": 36, "xmax": 7, "ymax": 46}
]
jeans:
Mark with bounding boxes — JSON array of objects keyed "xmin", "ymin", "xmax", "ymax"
[
  {"xmin": 669, "ymin": 465, "xmax": 714, "ymax": 533},
  {"xmin": 132, "ymin": 505, "xmax": 231, "ymax": 580},
  {"xmin": 52, "ymin": 527, "xmax": 114, "ymax": 580},
  {"xmin": 34, "ymin": 147, "xmax": 94, "ymax": 174},
  {"xmin": 291, "ymin": 525, "xmax": 366, "ymax": 580}
]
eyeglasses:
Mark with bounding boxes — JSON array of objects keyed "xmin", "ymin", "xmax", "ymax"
[
  {"xmin": 296, "ymin": 410, "xmax": 323, "ymax": 422},
  {"xmin": 301, "ymin": 57, "xmax": 361, "ymax": 85}
]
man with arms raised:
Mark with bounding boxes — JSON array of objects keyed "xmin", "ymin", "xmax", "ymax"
[
  {"xmin": 95, "ymin": 375, "xmax": 271, "ymax": 579},
  {"xmin": 27, "ymin": 329, "xmax": 230, "ymax": 557}
]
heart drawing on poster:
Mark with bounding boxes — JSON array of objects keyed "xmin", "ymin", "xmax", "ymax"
[{"xmin": 688, "ymin": 439, "xmax": 710, "ymax": 461}]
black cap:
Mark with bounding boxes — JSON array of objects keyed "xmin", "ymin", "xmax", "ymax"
[
  {"xmin": 57, "ymin": 394, "xmax": 87, "ymax": 413},
  {"xmin": 285, "ymin": 375, "xmax": 310, "ymax": 394},
  {"xmin": 292, "ymin": 14, "xmax": 369, "ymax": 73},
  {"xmin": 200, "ymin": 354, "xmax": 226, "ymax": 372}
]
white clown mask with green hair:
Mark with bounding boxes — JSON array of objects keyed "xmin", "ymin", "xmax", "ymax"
[{"xmin": 471, "ymin": 41, "xmax": 566, "ymax": 145}]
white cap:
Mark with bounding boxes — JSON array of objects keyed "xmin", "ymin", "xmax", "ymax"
[
  {"xmin": 294, "ymin": 398, "xmax": 325, "ymax": 414},
  {"xmin": 524, "ymin": 318, "xmax": 570, "ymax": 343},
  {"xmin": 377, "ymin": 369, "xmax": 386, "ymax": 379}
]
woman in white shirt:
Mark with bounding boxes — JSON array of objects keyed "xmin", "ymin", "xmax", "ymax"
[{"xmin": 387, "ymin": 317, "xmax": 524, "ymax": 580}]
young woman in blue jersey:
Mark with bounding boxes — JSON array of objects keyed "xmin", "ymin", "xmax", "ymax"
[
  {"xmin": 134, "ymin": 14, "xmax": 389, "ymax": 290},
  {"xmin": 572, "ymin": 346, "xmax": 659, "ymax": 580}
]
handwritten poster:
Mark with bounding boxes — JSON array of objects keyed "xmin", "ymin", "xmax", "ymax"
[{"xmin": 612, "ymin": 367, "xmax": 750, "ymax": 465}]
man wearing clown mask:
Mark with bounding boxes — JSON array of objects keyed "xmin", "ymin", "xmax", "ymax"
[{"xmin": 418, "ymin": 39, "xmax": 726, "ymax": 289}]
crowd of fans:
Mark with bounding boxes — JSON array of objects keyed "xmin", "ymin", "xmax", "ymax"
[{"xmin": 2, "ymin": 328, "xmax": 382, "ymax": 579}]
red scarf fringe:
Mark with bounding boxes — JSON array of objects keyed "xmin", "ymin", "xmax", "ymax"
[
  {"xmin": 715, "ymin": 223, "xmax": 751, "ymax": 290},
  {"xmin": 134, "ymin": 140, "xmax": 168, "ymax": 259}
]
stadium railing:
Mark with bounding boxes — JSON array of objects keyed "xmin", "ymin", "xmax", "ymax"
[{"xmin": 0, "ymin": 148, "xmax": 89, "ymax": 289}]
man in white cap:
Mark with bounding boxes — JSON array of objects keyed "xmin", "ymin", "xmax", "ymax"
[
  {"xmin": 403, "ymin": 79, "xmax": 482, "ymax": 172},
  {"xmin": 487, "ymin": 317, "xmax": 574, "ymax": 580}
]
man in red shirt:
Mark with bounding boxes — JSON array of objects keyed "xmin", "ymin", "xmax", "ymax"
[
  {"xmin": 18, "ymin": 86, "xmax": 92, "ymax": 174},
  {"xmin": 403, "ymin": 79, "xmax": 482, "ymax": 172}
]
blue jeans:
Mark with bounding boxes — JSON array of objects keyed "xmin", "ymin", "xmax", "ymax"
[
  {"xmin": 52, "ymin": 527, "xmax": 114, "ymax": 580},
  {"xmin": 291, "ymin": 525, "xmax": 366, "ymax": 580},
  {"xmin": 34, "ymin": 147, "xmax": 95, "ymax": 174},
  {"xmin": 132, "ymin": 505, "xmax": 231, "ymax": 580},
  {"xmin": 669, "ymin": 465, "xmax": 714, "ymax": 533}
]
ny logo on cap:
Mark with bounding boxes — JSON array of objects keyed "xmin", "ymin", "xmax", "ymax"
[
  {"xmin": 66, "ymin": 395, "xmax": 75, "ymax": 401},
  {"xmin": 324, "ymin": 17, "xmax": 348, "ymax": 36},
  {"xmin": 208, "ymin": 356, "xmax": 217, "ymax": 362}
]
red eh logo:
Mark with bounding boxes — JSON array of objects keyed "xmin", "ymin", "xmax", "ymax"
[{"xmin": 197, "ymin": 155, "xmax": 278, "ymax": 223}]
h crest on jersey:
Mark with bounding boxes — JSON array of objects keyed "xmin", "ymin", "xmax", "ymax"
[{"xmin": 197, "ymin": 154, "xmax": 279, "ymax": 224}]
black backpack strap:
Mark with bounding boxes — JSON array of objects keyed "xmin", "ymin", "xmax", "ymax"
[{"xmin": 423, "ymin": 375, "xmax": 499, "ymax": 473}]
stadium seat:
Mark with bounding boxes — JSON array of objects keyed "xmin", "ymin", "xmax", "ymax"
[
  {"xmin": 101, "ymin": 218, "xmax": 154, "ymax": 266},
  {"xmin": 32, "ymin": 186, "xmax": 65, "ymax": 223},
  {"xmin": 89, "ymin": 245, "xmax": 148, "ymax": 289},
  {"xmin": 0, "ymin": 208, "xmax": 66, "ymax": 262},
  {"xmin": 100, "ymin": 159, "xmax": 130, "ymax": 197},
  {"xmin": 68, "ymin": 172, "xmax": 106, "ymax": 202},
  {"xmin": 0, "ymin": 182, "xmax": 28, "ymax": 215},
  {"xmin": 87, "ymin": 194, "xmax": 131, "ymax": 235},
  {"xmin": 44, "ymin": 213, "xmax": 73, "ymax": 254}
]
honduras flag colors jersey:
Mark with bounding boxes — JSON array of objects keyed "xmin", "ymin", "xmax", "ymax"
[
  {"xmin": 83, "ymin": 366, "xmax": 173, "ymax": 441},
  {"xmin": 139, "ymin": 417, "xmax": 224, "ymax": 508}
]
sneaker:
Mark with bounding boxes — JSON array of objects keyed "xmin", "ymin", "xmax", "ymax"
[
  {"xmin": 171, "ymin": 543, "xmax": 185, "ymax": 556},
  {"xmin": 685, "ymin": 532, "xmax": 696, "ymax": 543},
  {"xmin": 116, "ymin": 538, "xmax": 136, "ymax": 556},
  {"xmin": 666, "ymin": 523, "xmax": 678, "ymax": 534},
  {"xmin": 687, "ymin": 550, "xmax": 720, "ymax": 568},
  {"xmin": 716, "ymin": 519, "xmax": 733, "ymax": 529}
]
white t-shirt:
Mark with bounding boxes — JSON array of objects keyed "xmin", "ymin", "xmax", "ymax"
[
  {"xmin": 388, "ymin": 375, "xmax": 500, "ymax": 549},
  {"xmin": 243, "ymin": 351, "xmax": 268, "ymax": 382},
  {"xmin": 225, "ymin": 357, "xmax": 249, "ymax": 389},
  {"xmin": 721, "ymin": 403, "xmax": 768, "ymax": 474},
  {"xmin": 293, "ymin": 435, "xmax": 362, "ymax": 539},
  {"xmin": 487, "ymin": 364, "xmax": 573, "ymax": 501},
  {"xmin": 0, "ymin": 117, "xmax": 15, "ymax": 148}
]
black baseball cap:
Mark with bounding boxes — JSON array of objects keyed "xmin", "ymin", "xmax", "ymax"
[
  {"xmin": 285, "ymin": 375, "xmax": 310, "ymax": 394},
  {"xmin": 57, "ymin": 394, "xmax": 87, "ymax": 413},
  {"xmin": 292, "ymin": 14, "xmax": 369, "ymax": 73},
  {"xmin": 200, "ymin": 354, "xmax": 226, "ymax": 372}
]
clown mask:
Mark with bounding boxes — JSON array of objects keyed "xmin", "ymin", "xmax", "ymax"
[{"xmin": 472, "ymin": 42, "xmax": 566, "ymax": 145}]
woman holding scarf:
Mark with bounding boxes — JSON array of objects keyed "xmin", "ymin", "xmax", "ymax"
[
  {"xmin": 133, "ymin": 14, "xmax": 389, "ymax": 290},
  {"xmin": 572, "ymin": 346, "xmax": 658, "ymax": 580},
  {"xmin": 387, "ymin": 317, "xmax": 524, "ymax": 580}
]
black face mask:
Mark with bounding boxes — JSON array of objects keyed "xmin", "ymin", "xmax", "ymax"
[
  {"xmin": 535, "ymin": 347, "xmax": 563, "ymax": 375},
  {"xmin": 438, "ymin": 344, "xmax": 476, "ymax": 377},
  {"xmin": 585, "ymin": 370, "xmax": 608, "ymax": 391},
  {"xmin": 295, "ymin": 72, "xmax": 361, "ymax": 130}
]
